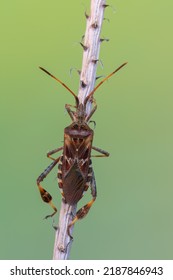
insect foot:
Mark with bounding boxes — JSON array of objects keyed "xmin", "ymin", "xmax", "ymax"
[{"xmin": 44, "ymin": 204, "xmax": 57, "ymax": 220}]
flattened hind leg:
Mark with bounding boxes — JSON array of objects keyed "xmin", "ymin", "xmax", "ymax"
[
  {"xmin": 36, "ymin": 157, "xmax": 60, "ymax": 219},
  {"xmin": 67, "ymin": 168, "xmax": 97, "ymax": 239}
]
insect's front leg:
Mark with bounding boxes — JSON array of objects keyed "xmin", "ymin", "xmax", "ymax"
[
  {"xmin": 85, "ymin": 98, "xmax": 97, "ymax": 122},
  {"xmin": 65, "ymin": 104, "xmax": 76, "ymax": 121},
  {"xmin": 36, "ymin": 157, "xmax": 60, "ymax": 219},
  {"xmin": 67, "ymin": 168, "xmax": 97, "ymax": 239},
  {"xmin": 47, "ymin": 146, "xmax": 63, "ymax": 161},
  {"xmin": 91, "ymin": 146, "xmax": 110, "ymax": 157}
]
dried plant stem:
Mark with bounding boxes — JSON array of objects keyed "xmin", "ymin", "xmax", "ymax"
[
  {"xmin": 78, "ymin": 0, "xmax": 106, "ymax": 109},
  {"xmin": 53, "ymin": 0, "xmax": 106, "ymax": 260},
  {"xmin": 53, "ymin": 201, "xmax": 77, "ymax": 259}
]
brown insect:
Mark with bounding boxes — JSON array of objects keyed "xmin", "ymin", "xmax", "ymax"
[{"xmin": 36, "ymin": 62, "xmax": 127, "ymax": 237}]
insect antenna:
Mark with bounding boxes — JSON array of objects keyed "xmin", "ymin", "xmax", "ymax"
[
  {"xmin": 39, "ymin": 66, "xmax": 79, "ymax": 106},
  {"xmin": 84, "ymin": 62, "xmax": 127, "ymax": 106}
]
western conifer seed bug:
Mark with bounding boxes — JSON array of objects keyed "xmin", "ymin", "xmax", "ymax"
[{"xmin": 36, "ymin": 62, "xmax": 127, "ymax": 237}]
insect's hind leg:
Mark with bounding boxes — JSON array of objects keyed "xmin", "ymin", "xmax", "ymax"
[
  {"xmin": 67, "ymin": 168, "xmax": 97, "ymax": 239},
  {"xmin": 36, "ymin": 157, "xmax": 60, "ymax": 219}
]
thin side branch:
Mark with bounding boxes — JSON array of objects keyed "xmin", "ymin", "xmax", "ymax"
[{"xmin": 53, "ymin": 0, "xmax": 106, "ymax": 260}]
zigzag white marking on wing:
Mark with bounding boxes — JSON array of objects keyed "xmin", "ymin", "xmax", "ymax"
[{"xmin": 65, "ymin": 156, "xmax": 88, "ymax": 166}]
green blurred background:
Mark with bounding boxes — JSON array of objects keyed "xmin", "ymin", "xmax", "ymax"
[{"xmin": 1, "ymin": 0, "xmax": 173, "ymax": 259}]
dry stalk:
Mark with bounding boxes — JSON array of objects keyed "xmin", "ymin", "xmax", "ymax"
[{"xmin": 53, "ymin": 0, "xmax": 106, "ymax": 260}]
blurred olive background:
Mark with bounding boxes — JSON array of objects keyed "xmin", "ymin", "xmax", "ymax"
[{"xmin": 1, "ymin": 0, "xmax": 173, "ymax": 260}]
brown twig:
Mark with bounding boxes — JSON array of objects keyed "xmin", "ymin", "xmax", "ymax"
[{"xmin": 53, "ymin": 0, "xmax": 106, "ymax": 260}]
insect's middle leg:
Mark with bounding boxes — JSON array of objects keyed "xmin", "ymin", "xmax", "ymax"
[
  {"xmin": 47, "ymin": 146, "xmax": 63, "ymax": 160},
  {"xmin": 36, "ymin": 157, "xmax": 60, "ymax": 219},
  {"xmin": 91, "ymin": 146, "xmax": 110, "ymax": 157},
  {"xmin": 67, "ymin": 168, "xmax": 97, "ymax": 238}
]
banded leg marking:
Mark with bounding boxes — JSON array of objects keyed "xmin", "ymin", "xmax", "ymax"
[{"xmin": 57, "ymin": 155, "xmax": 63, "ymax": 188}]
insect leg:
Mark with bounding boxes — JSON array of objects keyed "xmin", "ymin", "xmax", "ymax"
[
  {"xmin": 65, "ymin": 104, "xmax": 76, "ymax": 121},
  {"xmin": 85, "ymin": 99, "xmax": 97, "ymax": 122},
  {"xmin": 36, "ymin": 157, "xmax": 60, "ymax": 219},
  {"xmin": 67, "ymin": 168, "xmax": 97, "ymax": 239},
  {"xmin": 91, "ymin": 146, "xmax": 110, "ymax": 157},
  {"xmin": 47, "ymin": 146, "xmax": 63, "ymax": 160}
]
